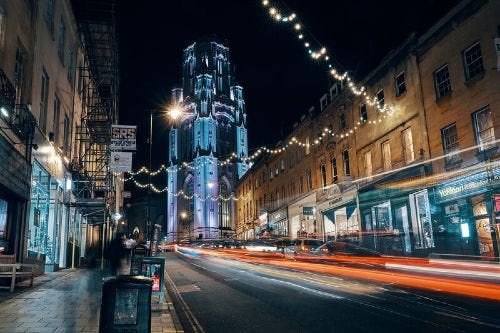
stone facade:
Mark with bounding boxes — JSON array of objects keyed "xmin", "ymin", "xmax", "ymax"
[{"xmin": 236, "ymin": 0, "xmax": 500, "ymax": 258}]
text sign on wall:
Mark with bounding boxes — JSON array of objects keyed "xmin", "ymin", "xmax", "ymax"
[
  {"xmin": 111, "ymin": 125, "xmax": 137, "ymax": 150},
  {"xmin": 110, "ymin": 152, "xmax": 133, "ymax": 173}
]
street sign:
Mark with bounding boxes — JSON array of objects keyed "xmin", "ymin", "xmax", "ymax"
[
  {"xmin": 110, "ymin": 152, "xmax": 133, "ymax": 172},
  {"xmin": 122, "ymin": 191, "xmax": 131, "ymax": 198},
  {"xmin": 111, "ymin": 125, "xmax": 137, "ymax": 150}
]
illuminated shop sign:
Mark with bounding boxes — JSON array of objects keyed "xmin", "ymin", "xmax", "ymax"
[{"xmin": 436, "ymin": 171, "xmax": 489, "ymax": 201}]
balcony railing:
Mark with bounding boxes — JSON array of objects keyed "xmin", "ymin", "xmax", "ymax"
[{"xmin": 0, "ymin": 69, "xmax": 36, "ymax": 142}]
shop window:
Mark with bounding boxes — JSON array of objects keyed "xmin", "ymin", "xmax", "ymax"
[
  {"xmin": 330, "ymin": 157, "xmax": 338, "ymax": 182},
  {"xmin": 359, "ymin": 104, "xmax": 367, "ymax": 123},
  {"xmin": 463, "ymin": 42, "xmax": 484, "ymax": 81},
  {"xmin": 28, "ymin": 162, "xmax": 51, "ymax": 257},
  {"xmin": 472, "ymin": 106, "xmax": 495, "ymax": 151},
  {"xmin": 320, "ymin": 164, "xmax": 327, "ymax": 189},
  {"xmin": 0, "ymin": 198, "xmax": 7, "ymax": 238},
  {"xmin": 409, "ymin": 190, "xmax": 434, "ymax": 249},
  {"xmin": 395, "ymin": 71, "xmax": 406, "ymax": 96},
  {"xmin": 382, "ymin": 140, "xmax": 391, "ymax": 171},
  {"xmin": 402, "ymin": 128, "xmax": 414, "ymax": 163},
  {"xmin": 441, "ymin": 123, "xmax": 460, "ymax": 165},
  {"xmin": 434, "ymin": 64, "xmax": 451, "ymax": 100},
  {"xmin": 343, "ymin": 149, "xmax": 350, "ymax": 176}
]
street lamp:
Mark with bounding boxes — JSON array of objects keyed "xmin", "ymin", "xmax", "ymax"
[{"xmin": 147, "ymin": 104, "xmax": 184, "ymax": 254}]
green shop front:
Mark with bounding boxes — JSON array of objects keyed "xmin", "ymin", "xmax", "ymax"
[{"xmin": 430, "ymin": 165, "xmax": 500, "ymax": 258}]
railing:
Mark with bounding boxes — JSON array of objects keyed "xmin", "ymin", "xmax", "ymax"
[{"xmin": 0, "ymin": 69, "xmax": 36, "ymax": 142}]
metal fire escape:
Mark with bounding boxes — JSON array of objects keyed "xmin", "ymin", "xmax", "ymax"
[{"xmin": 71, "ymin": 0, "xmax": 119, "ymax": 224}]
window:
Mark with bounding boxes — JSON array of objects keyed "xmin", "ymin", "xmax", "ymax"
[
  {"xmin": 67, "ymin": 49, "xmax": 75, "ymax": 85},
  {"xmin": 320, "ymin": 94, "xmax": 329, "ymax": 110},
  {"xmin": 299, "ymin": 175, "xmax": 304, "ymax": 194},
  {"xmin": 339, "ymin": 113, "xmax": 346, "ymax": 129},
  {"xmin": 40, "ymin": 69, "xmax": 49, "ymax": 133},
  {"xmin": 463, "ymin": 42, "xmax": 484, "ymax": 81},
  {"xmin": 434, "ymin": 64, "xmax": 451, "ymax": 99},
  {"xmin": 63, "ymin": 114, "xmax": 70, "ymax": 153},
  {"xmin": 320, "ymin": 164, "xmax": 327, "ymax": 189},
  {"xmin": 0, "ymin": 198, "xmax": 7, "ymax": 238},
  {"xmin": 44, "ymin": 0, "xmax": 54, "ymax": 34},
  {"xmin": 275, "ymin": 164, "xmax": 278, "ymax": 176},
  {"xmin": 53, "ymin": 96, "xmax": 60, "ymax": 144},
  {"xmin": 395, "ymin": 72, "xmax": 406, "ymax": 96},
  {"xmin": 269, "ymin": 170, "xmax": 273, "ymax": 180},
  {"xmin": 281, "ymin": 159, "xmax": 285, "ymax": 170},
  {"xmin": 343, "ymin": 149, "xmax": 350, "ymax": 176},
  {"xmin": 402, "ymin": 128, "xmax": 415, "ymax": 163},
  {"xmin": 359, "ymin": 104, "xmax": 367, "ymax": 123},
  {"xmin": 14, "ymin": 45, "xmax": 26, "ymax": 104},
  {"xmin": 306, "ymin": 170, "xmax": 312, "ymax": 191},
  {"xmin": 330, "ymin": 157, "xmax": 338, "ymax": 183},
  {"xmin": 0, "ymin": 7, "xmax": 5, "ymax": 50},
  {"xmin": 441, "ymin": 123, "xmax": 460, "ymax": 164},
  {"xmin": 305, "ymin": 137, "xmax": 310, "ymax": 155},
  {"xmin": 58, "ymin": 18, "xmax": 66, "ymax": 62},
  {"xmin": 376, "ymin": 89, "xmax": 384, "ymax": 108},
  {"xmin": 472, "ymin": 106, "xmax": 495, "ymax": 151},
  {"xmin": 364, "ymin": 151, "xmax": 372, "ymax": 178},
  {"xmin": 382, "ymin": 141, "xmax": 391, "ymax": 171}
]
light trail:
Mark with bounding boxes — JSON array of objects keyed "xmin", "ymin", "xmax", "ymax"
[{"xmin": 177, "ymin": 246, "xmax": 500, "ymax": 301}]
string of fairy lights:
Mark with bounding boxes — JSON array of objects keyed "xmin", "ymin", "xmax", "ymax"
[{"xmin": 121, "ymin": 0, "xmax": 404, "ymax": 197}]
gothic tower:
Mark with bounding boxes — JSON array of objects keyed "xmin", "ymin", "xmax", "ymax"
[{"xmin": 167, "ymin": 37, "xmax": 249, "ymax": 241}]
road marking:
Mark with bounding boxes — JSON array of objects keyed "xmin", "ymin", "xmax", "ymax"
[{"xmin": 255, "ymin": 275, "xmax": 343, "ymax": 299}]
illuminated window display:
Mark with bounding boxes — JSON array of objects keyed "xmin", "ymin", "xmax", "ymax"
[{"xmin": 28, "ymin": 161, "xmax": 51, "ymax": 257}]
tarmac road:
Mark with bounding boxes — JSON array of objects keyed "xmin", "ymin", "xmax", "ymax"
[{"xmin": 163, "ymin": 251, "xmax": 500, "ymax": 333}]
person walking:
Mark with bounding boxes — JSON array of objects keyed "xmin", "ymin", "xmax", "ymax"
[{"xmin": 106, "ymin": 232, "xmax": 126, "ymax": 276}]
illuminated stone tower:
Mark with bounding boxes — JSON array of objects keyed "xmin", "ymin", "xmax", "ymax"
[{"xmin": 167, "ymin": 37, "xmax": 249, "ymax": 242}]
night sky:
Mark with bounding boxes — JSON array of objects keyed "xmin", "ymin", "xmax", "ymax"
[{"xmin": 117, "ymin": 0, "xmax": 459, "ymax": 192}]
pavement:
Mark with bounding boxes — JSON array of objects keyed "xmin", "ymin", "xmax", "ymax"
[{"xmin": 0, "ymin": 267, "xmax": 183, "ymax": 333}]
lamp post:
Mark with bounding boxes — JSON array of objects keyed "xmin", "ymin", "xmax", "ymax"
[{"xmin": 147, "ymin": 105, "xmax": 183, "ymax": 255}]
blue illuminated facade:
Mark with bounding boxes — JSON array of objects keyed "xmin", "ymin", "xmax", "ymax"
[{"xmin": 167, "ymin": 38, "xmax": 249, "ymax": 241}]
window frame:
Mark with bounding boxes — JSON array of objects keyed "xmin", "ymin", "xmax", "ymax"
[
  {"xmin": 441, "ymin": 123, "xmax": 460, "ymax": 165},
  {"xmin": 343, "ymin": 149, "xmax": 350, "ymax": 176},
  {"xmin": 381, "ymin": 140, "xmax": 391, "ymax": 171},
  {"xmin": 462, "ymin": 41, "xmax": 484, "ymax": 82},
  {"xmin": 395, "ymin": 71, "xmax": 406, "ymax": 97},
  {"xmin": 359, "ymin": 104, "xmax": 367, "ymax": 123},
  {"xmin": 472, "ymin": 106, "xmax": 495, "ymax": 151},
  {"xmin": 376, "ymin": 89, "xmax": 385, "ymax": 108},
  {"xmin": 330, "ymin": 157, "xmax": 338, "ymax": 183},
  {"xmin": 433, "ymin": 64, "xmax": 452, "ymax": 100},
  {"xmin": 402, "ymin": 127, "xmax": 415, "ymax": 164}
]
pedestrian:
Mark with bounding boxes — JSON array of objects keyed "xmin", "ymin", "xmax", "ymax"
[{"xmin": 106, "ymin": 232, "xmax": 126, "ymax": 276}]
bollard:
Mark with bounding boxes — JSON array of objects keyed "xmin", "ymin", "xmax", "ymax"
[{"xmin": 99, "ymin": 275, "xmax": 153, "ymax": 333}]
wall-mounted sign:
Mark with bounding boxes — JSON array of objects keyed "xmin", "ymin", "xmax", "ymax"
[
  {"xmin": 122, "ymin": 191, "xmax": 131, "ymax": 198},
  {"xmin": 495, "ymin": 194, "xmax": 500, "ymax": 212},
  {"xmin": 111, "ymin": 125, "xmax": 136, "ymax": 150},
  {"xmin": 436, "ymin": 171, "xmax": 488, "ymax": 202},
  {"xmin": 110, "ymin": 152, "xmax": 133, "ymax": 173},
  {"xmin": 303, "ymin": 206, "xmax": 315, "ymax": 215}
]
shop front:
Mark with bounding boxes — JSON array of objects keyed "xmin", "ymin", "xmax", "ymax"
[
  {"xmin": 288, "ymin": 193, "xmax": 317, "ymax": 239},
  {"xmin": 319, "ymin": 184, "xmax": 360, "ymax": 243},
  {"xmin": 0, "ymin": 134, "xmax": 32, "ymax": 259},
  {"xmin": 430, "ymin": 166, "xmax": 500, "ymax": 258},
  {"xmin": 268, "ymin": 208, "xmax": 288, "ymax": 237}
]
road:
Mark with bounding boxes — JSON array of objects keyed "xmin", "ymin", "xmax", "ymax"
[{"xmin": 163, "ymin": 251, "xmax": 500, "ymax": 333}]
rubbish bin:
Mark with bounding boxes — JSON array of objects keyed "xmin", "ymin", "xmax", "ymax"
[{"xmin": 99, "ymin": 275, "xmax": 153, "ymax": 333}]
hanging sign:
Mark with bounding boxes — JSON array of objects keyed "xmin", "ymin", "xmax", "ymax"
[
  {"xmin": 111, "ymin": 125, "xmax": 137, "ymax": 150},
  {"xmin": 110, "ymin": 152, "xmax": 133, "ymax": 172}
]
